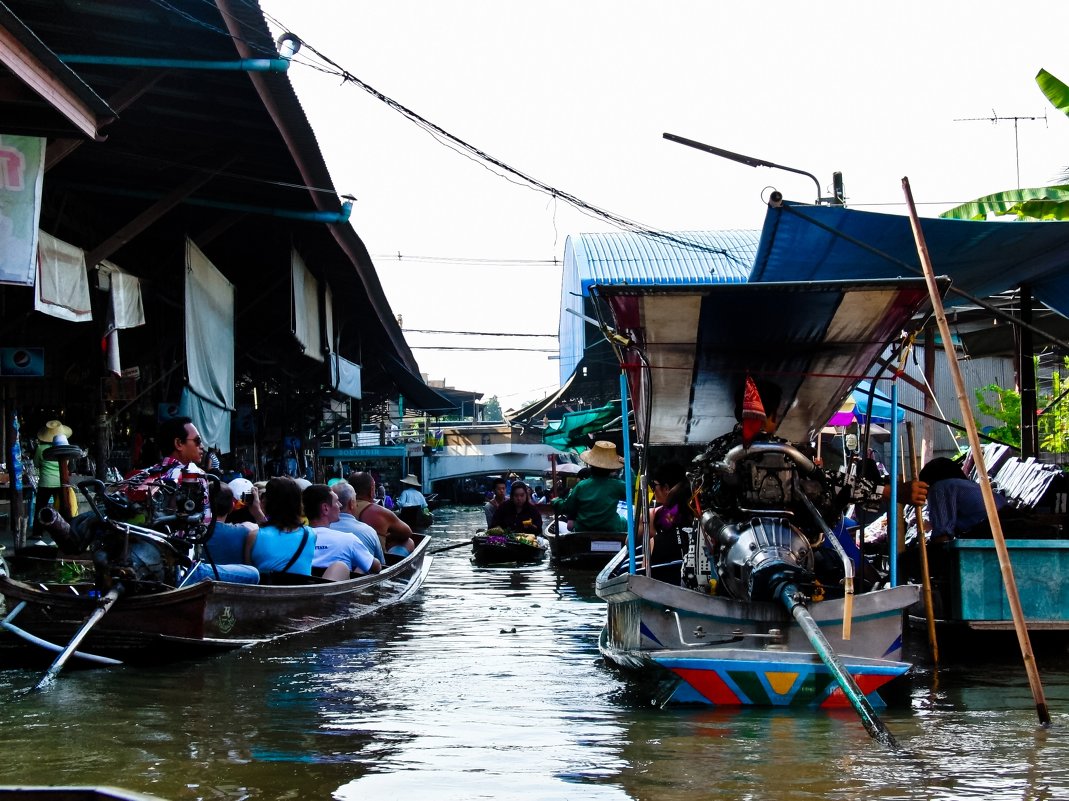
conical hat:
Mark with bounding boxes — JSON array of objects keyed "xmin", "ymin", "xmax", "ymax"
[
  {"xmin": 580, "ymin": 441, "xmax": 624, "ymax": 470},
  {"xmin": 400, "ymin": 473, "xmax": 422, "ymax": 488},
  {"xmin": 37, "ymin": 420, "xmax": 72, "ymax": 443}
]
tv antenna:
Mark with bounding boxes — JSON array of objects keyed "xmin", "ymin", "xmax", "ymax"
[{"xmin": 954, "ymin": 110, "xmax": 1048, "ymax": 189}]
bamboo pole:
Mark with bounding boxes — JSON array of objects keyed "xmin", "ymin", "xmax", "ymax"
[
  {"xmin": 905, "ymin": 420, "xmax": 939, "ymax": 664},
  {"xmin": 902, "ymin": 177, "xmax": 1050, "ymax": 725}
]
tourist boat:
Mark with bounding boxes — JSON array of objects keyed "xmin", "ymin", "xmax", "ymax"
[
  {"xmin": 0, "ymin": 478, "xmax": 432, "ymax": 667},
  {"xmin": 592, "ymin": 278, "xmax": 946, "ymax": 710},
  {"xmin": 543, "ymin": 518, "xmax": 626, "ymax": 569},
  {"xmin": 471, "ymin": 531, "xmax": 547, "ymax": 565}
]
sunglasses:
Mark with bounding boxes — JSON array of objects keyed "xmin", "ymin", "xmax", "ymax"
[{"xmin": 184, "ymin": 436, "xmax": 203, "ymax": 446}]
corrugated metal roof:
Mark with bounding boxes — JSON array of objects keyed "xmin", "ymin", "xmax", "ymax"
[
  {"xmin": 558, "ymin": 230, "xmax": 759, "ymax": 383},
  {"xmin": 571, "ymin": 230, "xmax": 757, "ymax": 288}
]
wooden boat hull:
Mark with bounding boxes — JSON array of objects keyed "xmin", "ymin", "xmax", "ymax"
[
  {"xmin": 471, "ymin": 535, "xmax": 547, "ymax": 565},
  {"xmin": 0, "ymin": 536, "xmax": 432, "ymax": 665},
  {"xmin": 0, "ymin": 787, "xmax": 167, "ymax": 800},
  {"xmin": 596, "ymin": 550, "xmax": 917, "ymax": 707},
  {"xmin": 546, "ymin": 529, "xmax": 626, "ymax": 569}
]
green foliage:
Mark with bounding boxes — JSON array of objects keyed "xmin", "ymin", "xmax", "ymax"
[
  {"xmin": 1040, "ymin": 358, "xmax": 1069, "ymax": 453},
  {"xmin": 57, "ymin": 560, "xmax": 87, "ymax": 584},
  {"xmin": 940, "ymin": 69, "xmax": 1069, "ymax": 222},
  {"xmin": 964, "ymin": 358, "xmax": 1069, "ymax": 455},
  {"xmin": 483, "ymin": 395, "xmax": 503, "ymax": 420},
  {"xmin": 974, "ymin": 383, "xmax": 1022, "ymax": 448}
]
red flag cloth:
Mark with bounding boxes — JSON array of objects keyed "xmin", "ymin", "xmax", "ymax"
[{"xmin": 740, "ymin": 375, "xmax": 766, "ymax": 447}]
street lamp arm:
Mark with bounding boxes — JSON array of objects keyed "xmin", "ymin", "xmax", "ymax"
[{"xmin": 663, "ymin": 132, "xmax": 823, "ymax": 204}]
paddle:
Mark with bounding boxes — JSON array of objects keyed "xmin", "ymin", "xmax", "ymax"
[
  {"xmin": 905, "ymin": 421, "xmax": 940, "ymax": 665},
  {"xmin": 430, "ymin": 539, "xmax": 475, "ymax": 555},
  {"xmin": 32, "ymin": 586, "xmax": 122, "ymax": 691}
]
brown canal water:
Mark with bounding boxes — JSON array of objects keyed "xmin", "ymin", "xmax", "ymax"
[{"xmin": 2, "ymin": 504, "xmax": 1069, "ymax": 800}]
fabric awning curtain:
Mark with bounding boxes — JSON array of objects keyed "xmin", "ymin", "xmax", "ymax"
[
  {"xmin": 0, "ymin": 135, "xmax": 44, "ymax": 287},
  {"xmin": 330, "ymin": 353, "xmax": 362, "ymax": 399},
  {"xmin": 35, "ymin": 230, "xmax": 91, "ymax": 321},
  {"xmin": 182, "ymin": 238, "xmax": 234, "ymax": 452},
  {"xmin": 291, "ymin": 248, "xmax": 323, "ymax": 361}
]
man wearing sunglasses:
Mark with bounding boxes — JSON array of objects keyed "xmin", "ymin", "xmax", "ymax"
[{"xmin": 150, "ymin": 416, "xmax": 211, "ymax": 520}]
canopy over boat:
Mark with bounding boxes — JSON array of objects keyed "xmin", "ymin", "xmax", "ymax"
[
  {"xmin": 750, "ymin": 202, "xmax": 1069, "ymax": 317},
  {"xmin": 597, "ymin": 278, "xmax": 947, "ymax": 446}
]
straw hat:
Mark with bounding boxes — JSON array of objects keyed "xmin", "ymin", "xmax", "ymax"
[
  {"xmin": 400, "ymin": 473, "xmax": 422, "ymax": 488},
  {"xmin": 37, "ymin": 419, "xmax": 72, "ymax": 443},
  {"xmin": 580, "ymin": 441, "xmax": 624, "ymax": 470}
]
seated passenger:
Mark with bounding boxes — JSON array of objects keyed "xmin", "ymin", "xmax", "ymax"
[
  {"xmin": 244, "ymin": 477, "xmax": 317, "ymax": 577},
  {"xmin": 551, "ymin": 441, "xmax": 627, "ymax": 533},
  {"xmin": 490, "ymin": 481, "xmax": 543, "ymax": 534},
  {"xmin": 484, "ymin": 477, "xmax": 508, "ymax": 527},
  {"xmin": 303, "ymin": 483, "xmax": 379, "ymax": 579},
  {"xmin": 396, "ymin": 473, "xmax": 433, "ymax": 529},
  {"xmin": 183, "ymin": 482, "xmax": 260, "ymax": 585},
  {"xmin": 350, "ymin": 472, "xmax": 416, "ymax": 556},
  {"xmin": 648, "ymin": 462, "xmax": 691, "ymax": 565},
  {"xmin": 919, "ymin": 457, "xmax": 1005, "ymax": 540},
  {"xmin": 331, "ymin": 480, "xmax": 385, "ymax": 562}
]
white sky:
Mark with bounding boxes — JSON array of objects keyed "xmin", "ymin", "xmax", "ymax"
[{"xmin": 260, "ymin": 1, "xmax": 1069, "ymax": 411}]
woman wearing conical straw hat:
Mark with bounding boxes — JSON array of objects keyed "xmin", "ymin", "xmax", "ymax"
[
  {"xmin": 32, "ymin": 420, "xmax": 73, "ymax": 536},
  {"xmin": 550, "ymin": 441, "xmax": 627, "ymax": 533}
]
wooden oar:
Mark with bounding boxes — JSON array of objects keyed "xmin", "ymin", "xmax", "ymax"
[
  {"xmin": 905, "ymin": 421, "xmax": 940, "ymax": 665},
  {"xmin": 33, "ymin": 586, "xmax": 122, "ymax": 691},
  {"xmin": 903, "ymin": 176, "xmax": 1050, "ymax": 726},
  {"xmin": 779, "ymin": 583, "xmax": 898, "ymax": 748},
  {"xmin": 429, "ymin": 539, "xmax": 475, "ymax": 555}
]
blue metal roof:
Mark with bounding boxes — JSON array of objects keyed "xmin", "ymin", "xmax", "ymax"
[
  {"xmin": 570, "ymin": 229, "xmax": 757, "ymax": 288},
  {"xmin": 558, "ymin": 230, "xmax": 759, "ymax": 383}
]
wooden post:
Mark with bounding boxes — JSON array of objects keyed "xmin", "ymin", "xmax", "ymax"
[
  {"xmin": 906, "ymin": 421, "xmax": 939, "ymax": 664},
  {"xmin": 922, "ymin": 324, "xmax": 936, "ymax": 465},
  {"xmin": 902, "ymin": 177, "xmax": 1050, "ymax": 725}
]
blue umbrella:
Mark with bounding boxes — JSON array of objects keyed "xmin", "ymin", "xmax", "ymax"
[{"xmin": 852, "ymin": 381, "xmax": 905, "ymax": 423}]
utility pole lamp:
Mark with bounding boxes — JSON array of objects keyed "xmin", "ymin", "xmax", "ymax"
[{"xmin": 663, "ymin": 133, "xmax": 845, "ymax": 206}]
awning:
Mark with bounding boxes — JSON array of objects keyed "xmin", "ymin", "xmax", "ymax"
[
  {"xmin": 382, "ymin": 353, "xmax": 459, "ymax": 413},
  {"xmin": 750, "ymin": 202, "xmax": 1069, "ymax": 319},
  {"xmin": 506, "ymin": 369, "xmax": 578, "ymax": 423},
  {"xmin": 542, "ymin": 401, "xmax": 621, "ymax": 451},
  {"xmin": 600, "ymin": 278, "xmax": 945, "ymax": 446}
]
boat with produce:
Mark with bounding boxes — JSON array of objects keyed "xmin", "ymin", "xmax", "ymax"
[
  {"xmin": 593, "ymin": 277, "xmax": 946, "ymax": 717},
  {"xmin": 471, "ymin": 527, "xmax": 548, "ymax": 565},
  {"xmin": 0, "ymin": 473, "xmax": 432, "ymax": 668}
]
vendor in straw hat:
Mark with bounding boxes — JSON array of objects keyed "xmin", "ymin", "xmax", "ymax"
[
  {"xmin": 32, "ymin": 419, "xmax": 74, "ymax": 534},
  {"xmin": 551, "ymin": 440, "xmax": 628, "ymax": 533}
]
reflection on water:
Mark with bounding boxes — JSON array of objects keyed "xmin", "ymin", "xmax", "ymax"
[{"xmin": 2, "ymin": 505, "xmax": 1069, "ymax": 800}]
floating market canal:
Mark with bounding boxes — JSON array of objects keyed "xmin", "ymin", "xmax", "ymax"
[{"xmin": 2, "ymin": 505, "xmax": 1069, "ymax": 800}]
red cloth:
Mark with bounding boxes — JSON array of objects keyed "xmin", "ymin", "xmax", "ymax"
[{"xmin": 741, "ymin": 375, "xmax": 766, "ymax": 447}]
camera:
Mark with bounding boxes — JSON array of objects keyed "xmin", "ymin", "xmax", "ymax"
[{"xmin": 242, "ymin": 491, "xmax": 254, "ymax": 503}]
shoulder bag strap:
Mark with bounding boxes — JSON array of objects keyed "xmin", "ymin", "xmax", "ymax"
[{"xmin": 281, "ymin": 526, "xmax": 310, "ymax": 574}]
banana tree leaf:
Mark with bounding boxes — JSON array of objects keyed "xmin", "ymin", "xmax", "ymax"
[
  {"xmin": 1037, "ymin": 69, "xmax": 1069, "ymax": 119},
  {"xmin": 939, "ymin": 185, "xmax": 1069, "ymax": 220}
]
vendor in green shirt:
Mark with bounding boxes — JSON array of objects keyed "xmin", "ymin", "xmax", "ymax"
[{"xmin": 551, "ymin": 441, "xmax": 628, "ymax": 533}]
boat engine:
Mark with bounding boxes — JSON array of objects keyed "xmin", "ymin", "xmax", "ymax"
[
  {"xmin": 690, "ymin": 437, "xmax": 837, "ymax": 603},
  {"xmin": 37, "ymin": 474, "xmax": 211, "ymax": 593}
]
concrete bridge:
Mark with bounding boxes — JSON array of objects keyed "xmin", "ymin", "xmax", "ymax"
[{"xmin": 321, "ymin": 423, "xmax": 576, "ymax": 491}]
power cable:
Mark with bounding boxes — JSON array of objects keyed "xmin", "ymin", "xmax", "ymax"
[{"xmin": 403, "ymin": 329, "xmax": 557, "ymax": 337}]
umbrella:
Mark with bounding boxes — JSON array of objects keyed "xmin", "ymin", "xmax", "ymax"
[{"xmin": 826, "ymin": 397, "xmax": 857, "ymax": 427}]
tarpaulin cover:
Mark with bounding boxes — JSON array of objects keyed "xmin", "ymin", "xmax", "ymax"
[
  {"xmin": 750, "ymin": 202, "xmax": 1069, "ymax": 318},
  {"xmin": 543, "ymin": 402, "xmax": 621, "ymax": 451},
  {"xmin": 600, "ymin": 279, "xmax": 944, "ymax": 446},
  {"xmin": 330, "ymin": 353, "xmax": 362, "ymax": 399},
  {"xmin": 291, "ymin": 248, "xmax": 322, "ymax": 361},
  {"xmin": 183, "ymin": 239, "xmax": 233, "ymax": 452}
]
